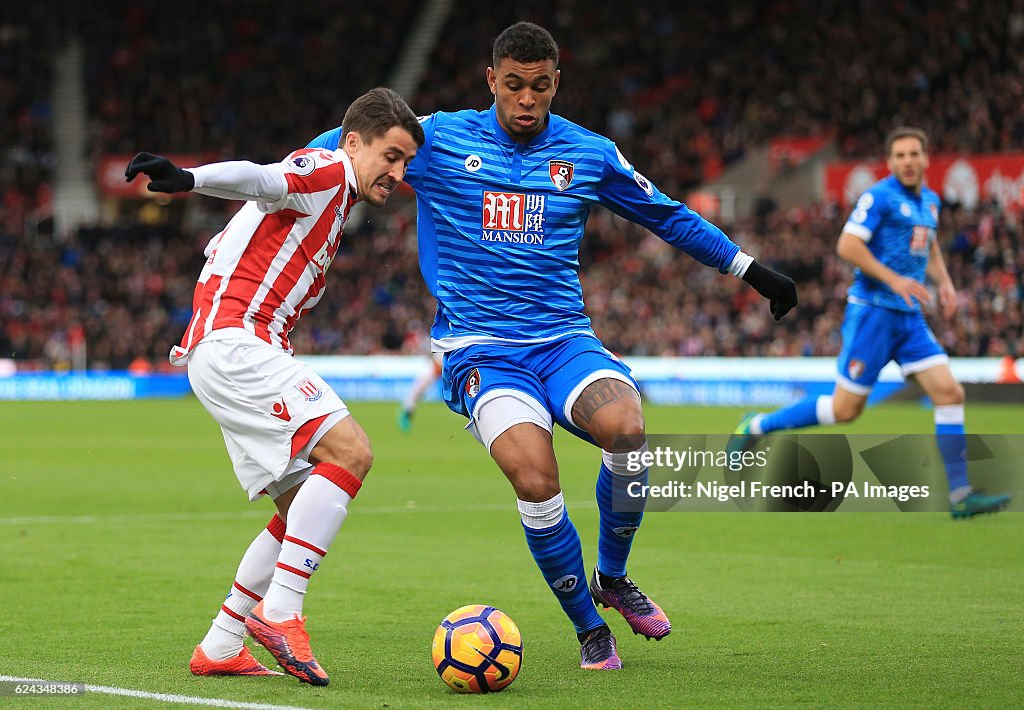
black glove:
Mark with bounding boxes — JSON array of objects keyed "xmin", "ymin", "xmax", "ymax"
[
  {"xmin": 742, "ymin": 260, "xmax": 798, "ymax": 320},
  {"xmin": 124, "ymin": 152, "xmax": 195, "ymax": 193}
]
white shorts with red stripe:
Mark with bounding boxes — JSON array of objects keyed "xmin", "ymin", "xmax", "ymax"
[{"xmin": 184, "ymin": 328, "xmax": 350, "ymax": 501}]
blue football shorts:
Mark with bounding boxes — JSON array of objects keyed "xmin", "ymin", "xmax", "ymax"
[
  {"xmin": 442, "ymin": 333, "xmax": 639, "ymax": 444},
  {"xmin": 836, "ymin": 302, "xmax": 948, "ymax": 395}
]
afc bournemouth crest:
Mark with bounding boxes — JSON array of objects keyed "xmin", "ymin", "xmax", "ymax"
[
  {"xmin": 549, "ymin": 160, "xmax": 574, "ymax": 191},
  {"xmin": 466, "ymin": 368, "xmax": 481, "ymax": 398},
  {"xmin": 848, "ymin": 359, "xmax": 865, "ymax": 380}
]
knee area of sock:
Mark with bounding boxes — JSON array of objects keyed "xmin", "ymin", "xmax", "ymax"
[
  {"xmin": 934, "ymin": 402, "xmax": 966, "ymax": 425},
  {"xmin": 518, "ymin": 491, "xmax": 565, "ymax": 529},
  {"xmin": 602, "ymin": 441, "xmax": 649, "ymax": 477},
  {"xmin": 310, "ymin": 461, "xmax": 364, "ymax": 499}
]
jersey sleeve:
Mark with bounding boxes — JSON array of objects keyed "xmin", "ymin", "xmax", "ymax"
[
  {"xmin": 260, "ymin": 149, "xmax": 351, "ymax": 215},
  {"xmin": 189, "ymin": 161, "xmax": 288, "ymax": 203},
  {"xmin": 595, "ymin": 142, "xmax": 740, "ymax": 272},
  {"xmin": 402, "ymin": 113, "xmax": 436, "ymax": 188},
  {"xmin": 842, "ymin": 186, "xmax": 888, "ymax": 241}
]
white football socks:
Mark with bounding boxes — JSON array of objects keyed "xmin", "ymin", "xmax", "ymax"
[
  {"xmin": 261, "ymin": 464, "xmax": 361, "ymax": 623},
  {"xmin": 200, "ymin": 515, "xmax": 285, "ymax": 660}
]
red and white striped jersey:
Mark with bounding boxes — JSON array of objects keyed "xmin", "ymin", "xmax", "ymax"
[{"xmin": 170, "ymin": 148, "xmax": 358, "ymax": 364}]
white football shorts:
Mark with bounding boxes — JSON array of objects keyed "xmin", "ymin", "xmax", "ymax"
[{"xmin": 185, "ymin": 329, "xmax": 350, "ymax": 501}]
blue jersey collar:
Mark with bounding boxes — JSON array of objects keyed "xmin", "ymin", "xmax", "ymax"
[{"xmin": 488, "ymin": 104, "xmax": 554, "ymax": 148}]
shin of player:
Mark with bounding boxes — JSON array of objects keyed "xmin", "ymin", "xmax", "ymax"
[{"xmin": 478, "ymin": 392, "xmax": 622, "ymax": 670}]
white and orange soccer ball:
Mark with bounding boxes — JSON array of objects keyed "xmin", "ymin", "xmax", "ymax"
[{"xmin": 431, "ymin": 604, "xmax": 523, "ymax": 693}]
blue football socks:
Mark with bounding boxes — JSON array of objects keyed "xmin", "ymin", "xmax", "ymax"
[
  {"xmin": 935, "ymin": 405, "xmax": 969, "ymax": 493},
  {"xmin": 595, "ymin": 461, "xmax": 646, "ymax": 578},
  {"xmin": 521, "ymin": 507, "xmax": 604, "ymax": 634},
  {"xmin": 758, "ymin": 395, "xmax": 828, "ymax": 434}
]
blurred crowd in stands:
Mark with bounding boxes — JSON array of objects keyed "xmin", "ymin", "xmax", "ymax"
[
  {"xmin": 413, "ymin": 0, "xmax": 1024, "ymax": 191},
  {"xmin": 83, "ymin": 1, "xmax": 420, "ymax": 165},
  {"xmin": 1, "ymin": 1, "xmax": 1022, "ymax": 370},
  {"xmin": 1, "ymin": 5, "xmax": 53, "ymax": 239}
]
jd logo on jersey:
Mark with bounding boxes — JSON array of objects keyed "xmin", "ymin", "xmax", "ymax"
[{"xmin": 549, "ymin": 160, "xmax": 574, "ymax": 191}]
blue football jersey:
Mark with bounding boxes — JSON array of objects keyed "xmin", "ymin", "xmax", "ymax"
[
  {"xmin": 841, "ymin": 175, "xmax": 940, "ymax": 313},
  {"xmin": 308, "ymin": 106, "xmax": 740, "ymax": 348}
]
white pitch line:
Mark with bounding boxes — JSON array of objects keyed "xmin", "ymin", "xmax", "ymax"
[
  {"xmin": 0, "ymin": 501, "xmax": 596, "ymax": 526},
  {"xmin": 0, "ymin": 675, "xmax": 312, "ymax": 710},
  {"xmin": 0, "ymin": 511, "xmax": 271, "ymax": 526}
]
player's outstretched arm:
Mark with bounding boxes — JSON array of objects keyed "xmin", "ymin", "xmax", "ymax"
[
  {"xmin": 125, "ymin": 152, "xmax": 195, "ymax": 193},
  {"xmin": 125, "ymin": 152, "xmax": 288, "ymax": 203},
  {"xmin": 741, "ymin": 260, "xmax": 798, "ymax": 321}
]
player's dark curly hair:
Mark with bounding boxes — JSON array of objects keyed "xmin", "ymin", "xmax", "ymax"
[
  {"xmin": 341, "ymin": 87, "xmax": 424, "ymax": 147},
  {"xmin": 492, "ymin": 22, "xmax": 559, "ymax": 68}
]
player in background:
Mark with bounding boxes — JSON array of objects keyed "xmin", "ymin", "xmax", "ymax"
[
  {"xmin": 397, "ymin": 352, "xmax": 443, "ymax": 432},
  {"xmin": 308, "ymin": 24, "xmax": 797, "ymax": 669},
  {"xmin": 126, "ymin": 88, "xmax": 424, "ymax": 685},
  {"xmin": 730, "ymin": 127, "xmax": 1011, "ymax": 519}
]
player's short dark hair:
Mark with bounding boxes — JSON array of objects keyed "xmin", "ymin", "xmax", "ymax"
[
  {"xmin": 492, "ymin": 22, "xmax": 559, "ymax": 68},
  {"xmin": 885, "ymin": 126, "xmax": 928, "ymax": 156},
  {"xmin": 341, "ymin": 87, "xmax": 424, "ymax": 148}
]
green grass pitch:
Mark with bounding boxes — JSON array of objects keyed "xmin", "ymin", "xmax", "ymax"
[{"xmin": 1, "ymin": 399, "xmax": 1021, "ymax": 708}]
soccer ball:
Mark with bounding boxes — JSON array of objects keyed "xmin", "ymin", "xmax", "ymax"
[{"xmin": 431, "ymin": 604, "xmax": 523, "ymax": 693}]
